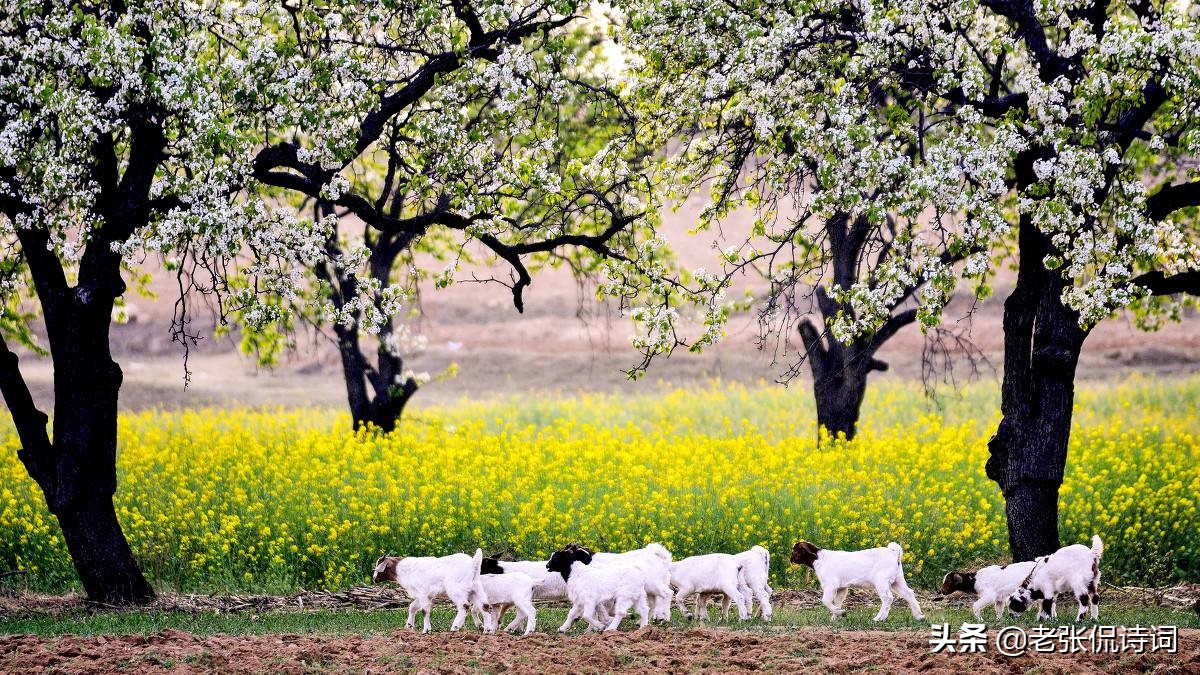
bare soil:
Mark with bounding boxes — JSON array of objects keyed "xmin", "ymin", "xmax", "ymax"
[
  {"xmin": 4, "ymin": 588, "xmax": 1199, "ymax": 673},
  {"xmin": 1, "ymin": 626, "xmax": 1196, "ymax": 674}
]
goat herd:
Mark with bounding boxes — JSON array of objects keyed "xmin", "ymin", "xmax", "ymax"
[{"xmin": 371, "ymin": 535, "xmax": 1106, "ymax": 635}]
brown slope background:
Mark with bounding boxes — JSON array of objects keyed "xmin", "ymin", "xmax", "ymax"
[{"xmin": 13, "ymin": 195, "xmax": 1200, "ymax": 411}]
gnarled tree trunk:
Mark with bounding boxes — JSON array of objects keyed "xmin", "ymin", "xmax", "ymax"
[
  {"xmin": 806, "ymin": 339, "xmax": 875, "ymax": 441},
  {"xmin": 1, "ymin": 263, "xmax": 154, "ymax": 603},
  {"xmin": 332, "ymin": 320, "xmax": 418, "ymax": 433},
  {"xmin": 987, "ymin": 220, "xmax": 1090, "ymax": 561},
  {"xmin": 800, "ymin": 311, "xmax": 901, "ymax": 442},
  {"xmin": 318, "ymin": 202, "xmax": 419, "ymax": 433}
]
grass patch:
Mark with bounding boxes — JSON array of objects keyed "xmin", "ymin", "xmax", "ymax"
[{"xmin": 3, "ymin": 601, "xmax": 1197, "ymax": 638}]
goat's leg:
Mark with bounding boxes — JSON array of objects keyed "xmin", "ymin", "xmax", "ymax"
[
  {"xmin": 419, "ymin": 599, "xmax": 434, "ymax": 634},
  {"xmin": 872, "ymin": 581, "xmax": 895, "ymax": 622},
  {"xmin": 972, "ymin": 596, "xmax": 990, "ymax": 621},
  {"xmin": 735, "ymin": 581, "xmax": 752, "ymax": 619},
  {"xmin": 822, "ymin": 586, "xmax": 845, "ymax": 618},
  {"xmin": 558, "ymin": 605, "xmax": 582, "ymax": 633},
  {"xmin": 721, "ymin": 581, "xmax": 751, "ymax": 621},
  {"xmin": 594, "ymin": 599, "xmax": 614, "ymax": 625},
  {"xmin": 469, "ymin": 603, "xmax": 486, "ymax": 630},
  {"xmin": 634, "ymin": 593, "xmax": 651, "ymax": 629},
  {"xmin": 606, "ymin": 597, "xmax": 633, "ymax": 631},
  {"xmin": 834, "ymin": 587, "xmax": 849, "ymax": 607},
  {"xmin": 891, "ymin": 576, "xmax": 924, "ymax": 620},
  {"xmin": 504, "ymin": 603, "xmax": 526, "ymax": 633},
  {"xmin": 753, "ymin": 583, "xmax": 773, "ymax": 621},
  {"xmin": 1036, "ymin": 596, "xmax": 1054, "ymax": 622},
  {"xmin": 582, "ymin": 602, "xmax": 610, "ymax": 632},
  {"xmin": 449, "ymin": 598, "xmax": 470, "ymax": 631},
  {"xmin": 673, "ymin": 586, "xmax": 694, "ymax": 620},
  {"xmin": 654, "ymin": 585, "xmax": 674, "ymax": 622},
  {"xmin": 405, "ymin": 600, "xmax": 418, "ymax": 630},
  {"xmin": 513, "ymin": 600, "xmax": 537, "ymax": 636}
]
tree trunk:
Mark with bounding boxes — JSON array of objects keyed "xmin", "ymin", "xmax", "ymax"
[
  {"xmin": 318, "ymin": 202, "xmax": 419, "ymax": 434},
  {"xmin": 333, "ymin": 322, "xmax": 418, "ymax": 433},
  {"xmin": 799, "ymin": 308, "xmax": 896, "ymax": 443},
  {"xmin": 55, "ymin": 492, "xmax": 153, "ymax": 603},
  {"xmin": 1004, "ymin": 480, "xmax": 1061, "ymax": 561},
  {"xmin": 810, "ymin": 361, "xmax": 869, "ymax": 441},
  {"xmin": 8, "ymin": 291, "xmax": 155, "ymax": 603},
  {"xmin": 988, "ymin": 222, "xmax": 1089, "ymax": 561}
]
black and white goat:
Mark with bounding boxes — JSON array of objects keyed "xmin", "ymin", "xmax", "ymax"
[
  {"xmin": 938, "ymin": 560, "xmax": 1037, "ymax": 620},
  {"xmin": 584, "ymin": 543, "xmax": 675, "ymax": 622},
  {"xmin": 790, "ymin": 540, "xmax": 924, "ymax": 622},
  {"xmin": 479, "ymin": 556, "xmax": 571, "ymax": 632},
  {"xmin": 1007, "ymin": 535, "xmax": 1104, "ymax": 622},
  {"xmin": 546, "ymin": 545, "xmax": 651, "ymax": 632},
  {"xmin": 471, "ymin": 570, "xmax": 539, "ymax": 635}
]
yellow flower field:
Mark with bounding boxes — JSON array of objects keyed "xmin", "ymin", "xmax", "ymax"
[{"xmin": 1, "ymin": 377, "xmax": 1197, "ymax": 593}]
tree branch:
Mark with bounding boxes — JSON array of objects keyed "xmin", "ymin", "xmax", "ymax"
[
  {"xmin": 867, "ymin": 307, "xmax": 919, "ymax": 354},
  {"xmin": 1132, "ymin": 270, "xmax": 1200, "ymax": 296},
  {"xmin": 1146, "ymin": 179, "xmax": 1200, "ymax": 221},
  {"xmin": 0, "ymin": 334, "xmax": 52, "ymax": 484}
]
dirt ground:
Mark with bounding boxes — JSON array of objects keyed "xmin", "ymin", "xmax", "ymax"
[{"xmin": 1, "ymin": 626, "xmax": 1195, "ymax": 674}]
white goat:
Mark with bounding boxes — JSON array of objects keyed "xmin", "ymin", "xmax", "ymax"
[
  {"xmin": 547, "ymin": 546, "xmax": 650, "ymax": 632},
  {"xmin": 670, "ymin": 553, "xmax": 749, "ymax": 621},
  {"xmin": 699, "ymin": 545, "xmax": 774, "ymax": 622},
  {"xmin": 372, "ymin": 549, "xmax": 483, "ymax": 633},
  {"xmin": 1007, "ymin": 535, "xmax": 1104, "ymax": 622},
  {"xmin": 471, "ymin": 571, "xmax": 538, "ymax": 635},
  {"xmin": 736, "ymin": 545, "xmax": 774, "ymax": 620},
  {"xmin": 588, "ymin": 543, "xmax": 674, "ymax": 622},
  {"xmin": 479, "ymin": 556, "xmax": 570, "ymax": 632},
  {"xmin": 938, "ymin": 561, "xmax": 1037, "ymax": 620},
  {"xmin": 790, "ymin": 540, "xmax": 925, "ymax": 622}
]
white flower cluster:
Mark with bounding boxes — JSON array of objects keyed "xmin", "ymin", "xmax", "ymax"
[
  {"xmin": 0, "ymin": 1, "xmax": 362, "ymax": 338},
  {"xmin": 616, "ymin": 0, "xmax": 1200, "ymax": 353}
]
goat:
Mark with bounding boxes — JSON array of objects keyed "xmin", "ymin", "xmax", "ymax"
[
  {"xmin": 669, "ymin": 553, "xmax": 749, "ymax": 621},
  {"xmin": 790, "ymin": 540, "xmax": 924, "ymax": 622},
  {"xmin": 938, "ymin": 560, "xmax": 1037, "ymax": 620},
  {"xmin": 373, "ymin": 549, "xmax": 483, "ymax": 633},
  {"xmin": 586, "ymin": 542, "xmax": 675, "ymax": 622},
  {"xmin": 471, "ymin": 570, "xmax": 538, "ymax": 635},
  {"xmin": 1007, "ymin": 535, "xmax": 1104, "ymax": 622},
  {"xmin": 698, "ymin": 545, "xmax": 774, "ymax": 622},
  {"xmin": 547, "ymin": 545, "xmax": 651, "ymax": 632}
]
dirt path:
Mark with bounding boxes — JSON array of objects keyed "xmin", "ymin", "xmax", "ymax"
[{"xmin": 1, "ymin": 627, "xmax": 1195, "ymax": 674}]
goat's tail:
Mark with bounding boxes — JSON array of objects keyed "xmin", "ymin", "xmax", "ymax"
[
  {"xmin": 1091, "ymin": 535, "xmax": 1104, "ymax": 559},
  {"xmin": 472, "ymin": 548, "xmax": 484, "ymax": 580},
  {"xmin": 887, "ymin": 542, "xmax": 903, "ymax": 559},
  {"xmin": 753, "ymin": 544, "xmax": 770, "ymax": 568},
  {"xmin": 645, "ymin": 542, "xmax": 672, "ymax": 563}
]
